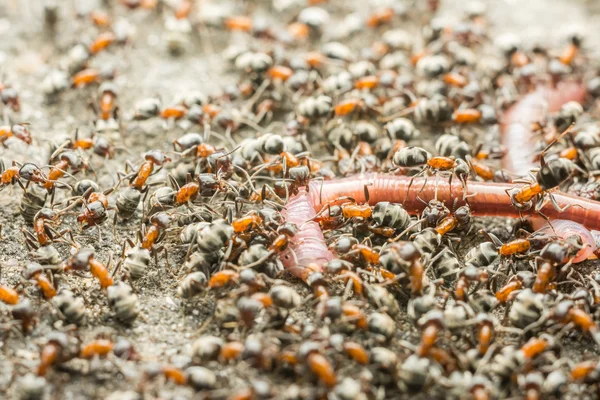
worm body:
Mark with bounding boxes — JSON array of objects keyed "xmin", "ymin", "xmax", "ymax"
[
  {"xmin": 280, "ymin": 174, "xmax": 600, "ymax": 271},
  {"xmin": 532, "ymin": 219, "xmax": 598, "ymax": 263},
  {"xmin": 307, "ymin": 174, "xmax": 600, "ymax": 230},
  {"xmin": 281, "ymin": 82, "xmax": 590, "ymax": 272},
  {"xmin": 500, "ymin": 82, "xmax": 592, "ymax": 261},
  {"xmin": 280, "ymin": 188, "xmax": 332, "ymax": 279},
  {"xmin": 501, "ymin": 82, "xmax": 585, "ymax": 174}
]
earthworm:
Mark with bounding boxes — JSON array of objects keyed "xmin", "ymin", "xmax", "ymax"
[
  {"xmin": 531, "ymin": 219, "xmax": 598, "ymax": 263},
  {"xmin": 280, "ymin": 174, "xmax": 600, "ymax": 273},
  {"xmin": 307, "ymin": 174, "xmax": 600, "ymax": 230},
  {"xmin": 501, "ymin": 82, "xmax": 595, "ymax": 262},
  {"xmin": 280, "ymin": 187, "xmax": 332, "ymax": 279},
  {"xmin": 501, "ymin": 82, "xmax": 586, "ymax": 175},
  {"xmin": 282, "ymin": 84, "xmax": 590, "ymax": 276}
]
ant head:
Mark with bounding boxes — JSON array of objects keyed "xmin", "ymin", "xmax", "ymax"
[
  {"xmin": 19, "ymin": 163, "xmax": 47, "ymax": 183},
  {"xmin": 151, "ymin": 212, "xmax": 172, "ymax": 228},
  {"xmin": 36, "ymin": 208, "xmax": 58, "ymax": 221},
  {"xmin": 145, "ymin": 150, "xmax": 171, "ymax": 165}
]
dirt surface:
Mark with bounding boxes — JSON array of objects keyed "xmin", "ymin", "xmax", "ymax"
[{"xmin": 0, "ymin": 0, "xmax": 600, "ymax": 399}]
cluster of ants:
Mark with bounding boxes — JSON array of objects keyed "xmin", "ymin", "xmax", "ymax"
[{"xmin": 4, "ymin": 0, "xmax": 600, "ymax": 398}]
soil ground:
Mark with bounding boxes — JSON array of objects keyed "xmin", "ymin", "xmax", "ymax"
[{"xmin": 0, "ymin": 0, "xmax": 599, "ymax": 399}]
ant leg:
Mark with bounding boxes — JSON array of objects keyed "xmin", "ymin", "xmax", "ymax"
[
  {"xmin": 342, "ymin": 279, "xmax": 354, "ymax": 301},
  {"xmin": 259, "ymin": 185, "xmax": 267, "ymax": 203},
  {"xmin": 49, "ymin": 140, "xmax": 72, "ymax": 162},
  {"xmin": 415, "ymin": 174, "xmax": 429, "ymax": 206},
  {"xmin": 50, "ymin": 227, "xmax": 77, "ymax": 248},
  {"xmin": 163, "ymin": 246, "xmax": 170, "ymax": 270},
  {"xmin": 137, "ymin": 226, "xmax": 144, "ymax": 246},
  {"xmin": 140, "ymin": 189, "xmax": 149, "ymax": 222},
  {"xmin": 150, "ymin": 247, "xmax": 158, "ymax": 267},
  {"xmin": 184, "ymin": 234, "xmax": 198, "ymax": 264},
  {"xmin": 535, "ymin": 208, "xmax": 556, "ymax": 235},
  {"xmin": 139, "ymin": 186, "xmax": 150, "ymax": 217},
  {"xmin": 49, "ymin": 187, "xmax": 56, "ymax": 207},
  {"xmin": 111, "ymin": 210, "xmax": 119, "ymax": 240},
  {"xmin": 404, "ymin": 175, "xmax": 417, "ymax": 206},
  {"xmin": 167, "ymin": 173, "xmax": 180, "ymax": 190},
  {"xmin": 95, "ymin": 226, "xmax": 102, "ymax": 242},
  {"xmin": 22, "ymin": 229, "xmax": 40, "ymax": 250},
  {"xmin": 111, "ymin": 260, "xmax": 123, "ymax": 279},
  {"xmin": 549, "ymin": 193, "xmax": 583, "ymax": 213},
  {"xmin": 180, "ymin": 145, "xmax": 199, "ymax": 158},
  {"xmin": 16, "ymin": 179, "xmax": 28, "ymax": 192},
  {"xmin": 478, "ymin": 229, "xmax": 503, "ymax": 247},
  {"xmin": 125, "ymin": 160, "xmax": 136, "ymax": 173},
  {"xmin": 505, "ymin": 188, "xmax": 519, "ymax": 208},
  {"xmin": 512, "ymin": 178, "xmax": 533, "ymax": 184},
  {"xmin": 112, "ymin": 210, "xmax": 120, "ymax": 239},
  {"xmin": 390, "ymin": 217, "xmax": 426, "ymax": 243}
]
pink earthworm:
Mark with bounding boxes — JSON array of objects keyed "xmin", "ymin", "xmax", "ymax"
[
  {"xmin": 280, "ymin": 187, "xmax": 332, "ymax": 280},
  {"xmin": 280, "ymin": 174, "xmax": 600, "ymax": 273},
  {"xmin": 307, "ymin": 174, "xmax": 600, "ymax": 229},
  {"xmin": 531, "ymin": 219, "xmax": 599, "ymax": 263},
  {"xmin": 281, "ymin": 83, "xmax": 591, "ymax": 277},
  {"xmin": 501, "ymin": 82, "xmax": 596, "ymax": 263},
  {"xmin": 501, "ymin": 81, "xmax": 586, "ymax": 175}
]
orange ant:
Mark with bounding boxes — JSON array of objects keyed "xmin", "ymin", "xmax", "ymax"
[
  {"xmin": 22, "ymin": 208, "xmax": 77, "ymax": 250},
  {"xmin": 141, "ymin": 212, "xmax": 171, "ymax": 250},
  {"xmin": 119, "ymin": 150, "xmax": 172, "ymax": 191},
  {"xmin": 0, "ymin": 283, "xmax": 19, "ymax": 305},
  {"xmin": 232, "ymin": 211, "xmax": 262, "ymax": 233},
  {"xmin": 72, "ymin": 68, "xmax": 115, "ymax": 88},
  {"xmin": 434, "ymin": 204, "xmax": 471, "ymax": 236},
  {"xmin": 453, "ymin": 108, "xmax": 482, "ymax": 124},
  {"xmin": 0, "ymin": 123, "xmax": 32, "ymax": 145},
  {"xmin": 507, "ymin": 126, "xmax": 582, "ymax": 218},
  {"xmin": 51, "ymin": 129, "xmax": 117, "ymax": 161},
  {"xmin": 417, "ymin": 310, "xmax": 444, "ymax": 357},
  {"xmin": 89, "ymin": 32, "xmax": 116, "ymax": 55},
  {"xmin": 0, "ymin": 162, "xmax": 47, "ymax": 193},
  {"xmin": 44, "ymin": 151, "xmax": 87, "ymax": 192},
  {"xmin": 61, "ymin": 248, "xmax": 114, "ymax": 289},
  {"xmin": 23, "ymin": 263, "xmax": 57, "ymax": 300},
  {"xmin": 96, "ymin": 82, "xmax": 118, "ymax": 121},
  {"xmin": 454, "ymin": 266, "xmax": 488, "ymax": 302},
  {"xmin": 80, "ymin": 339, "xmax": 114, "ymax": 358},
  {"xmin": 495, "ymin": 271, "xmax": 535, "ymax": 303},
  {"xmin": 532, "ymin": 239, "xmax": 581, "ymax": 294}
]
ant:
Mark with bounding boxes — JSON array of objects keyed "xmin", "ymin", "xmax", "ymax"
[
  {"xmin": 495, "ymin": 271, "xmax": 536, "ymax": 303},
  {"xmin": 133, "ymin": 212, "xmax": 175, "ymax": 267},
  {"xmin": 393, "ymin": 146, "xmax": 470, "ymax": 202},
  {"xmin": 507, "ymin": 126, "xmax": 582, "ymax": 220},
  {"xmin": 72, "ymin": 68, "xmax": 115, "ymax": 88},
  {"xmin": 53, "ymin": 185, "xmax": 115, "ymax": 240},
  {"xmin": 118, "ymin": 150, "xmax": 172, "ymax": 191},
  {"xmin": 52, "ymin": 129, "xmax": 117, "ymax": 161},
  {"xmin": 0, "ymin": 162, "xmax": 47, "ymax": 192},
  {"xmin": 312, "ymin": 184, "xmax": 373, "ymax": 226},
  {"xmin": 532, "ymin": 238, "xmax": 581, "ymax": 294},
  {"xmin": 44, "ymin": 151, "xmax": 87, "ymax": 193},
  {"xmin": 61, "ymin": 248, "xmax": 114, "ymax": 289},
  {"xmin": 0, "ymin": 123, "xmax": 32, "ymax": 146},
  {"xmin": 434, "ymin": 203, "xmax": 471, "ymax": 236},
  {"xmin": 22, "ymin": 208, "xmax": 77, "ymax": 250},
  {"xmin": 454, "ymin": 266, "xmax": 488, "ymax": 302}
]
